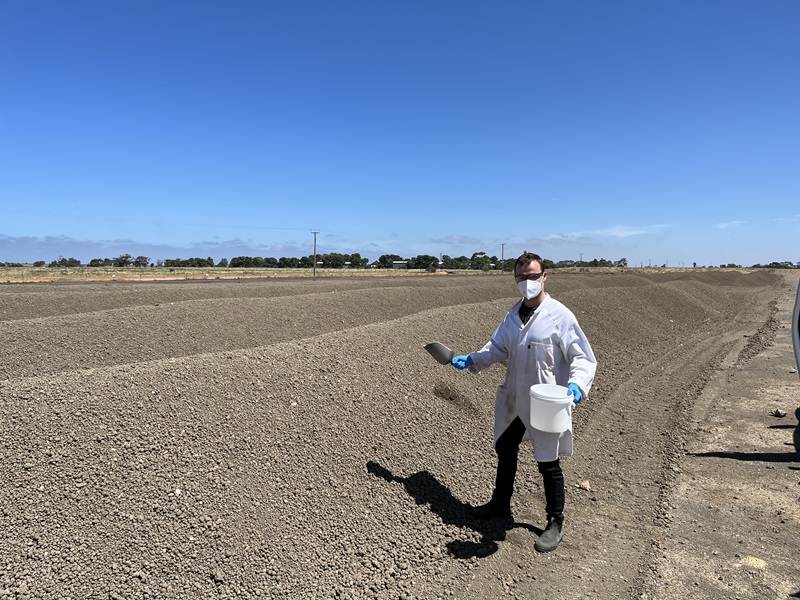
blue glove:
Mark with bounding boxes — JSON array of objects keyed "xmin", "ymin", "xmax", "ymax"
[
  {"xmin": 568, "ymin": 383, "xmax": 583, "ymax": 404},
  {"xmin": 451, "ymin": 355, "xmax": 474, "ymax": 370}
]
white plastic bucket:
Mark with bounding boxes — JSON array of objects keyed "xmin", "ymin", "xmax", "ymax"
[{"xmin": 529, "ymin": 384, "xmax": 573, "ymax": 433}]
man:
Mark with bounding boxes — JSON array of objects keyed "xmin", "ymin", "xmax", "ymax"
[{"xmin": 451, "ymin": 252, "xmax": 597, "ymax": 553}]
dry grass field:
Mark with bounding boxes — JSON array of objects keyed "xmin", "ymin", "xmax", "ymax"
[
  {"xmin": 1, "ymin": 269, "xmax": 798, "ymax": 599},
  {"xmin": 0, "ymin": 265, "xmax": 752, "ymax": 284},
  {"xmin": 0, "ymin": 265, "xmax": 387, "ymax": 283}
]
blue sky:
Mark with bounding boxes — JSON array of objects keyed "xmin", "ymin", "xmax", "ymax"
[{"xmin": 2, "ymin": 0, "xmax": 798, "ymax": 267}]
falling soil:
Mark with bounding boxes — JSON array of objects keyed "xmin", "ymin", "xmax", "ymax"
[{"xmin": 1, "ymin": 270, "xmax": 798, "ymax": 599}]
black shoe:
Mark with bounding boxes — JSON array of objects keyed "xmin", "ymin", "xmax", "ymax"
[
  {"xmin": 534, "ymin": 517, "xmax": 564, "ymax": 553},
  {"xmin": 469, "ymin": 498, "xmax": 511, "ymax": 519}
]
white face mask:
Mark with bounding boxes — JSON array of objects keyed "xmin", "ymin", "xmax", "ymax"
[{"xmin": 517, "ymin": 278, "xmax": 542, "ymax": 300}]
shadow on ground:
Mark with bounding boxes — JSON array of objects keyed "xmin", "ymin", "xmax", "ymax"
[
  {"xmin": 690, "ymin": 406, "xmax": 800, "ymax": 462},
  {"xmin": 366, "ymin": 460, "xmax": 538, "ymax": 559},
  {"xmin": 689, "ymin": 450, "xmax": 798, "ymax": 462}
]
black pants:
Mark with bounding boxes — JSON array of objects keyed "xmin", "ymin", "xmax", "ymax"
[{"xmin": 493, "ymin": 416, "xmax": 564, "ymax": 524}]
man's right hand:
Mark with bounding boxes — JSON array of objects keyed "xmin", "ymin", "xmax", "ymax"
[{"xmin": 451, "ymin": 355, "xmax": 473, "ymax": 370}]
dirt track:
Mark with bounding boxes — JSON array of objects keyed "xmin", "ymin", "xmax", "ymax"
[{"xmin": 1, "ymin": 271, "xmax": 798, "ymax": 599}]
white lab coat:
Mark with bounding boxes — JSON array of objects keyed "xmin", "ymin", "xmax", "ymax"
[{"xmin": 468, "ymin": 293, "xmax": 597, "ymax": 462}]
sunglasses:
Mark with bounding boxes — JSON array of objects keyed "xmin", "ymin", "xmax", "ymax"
[{"xmin": 514, "ymin": 272, "xmax": 545, "ymax": 282}]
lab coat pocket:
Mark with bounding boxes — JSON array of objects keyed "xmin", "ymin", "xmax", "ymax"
[{"xmin": 527, "ymin": 341, "xmax": 556, "ymax": 382}]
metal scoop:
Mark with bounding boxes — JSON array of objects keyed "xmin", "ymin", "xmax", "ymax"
[{"xmin": 424, "ymin": 342, "xmax": 455, "ymax": 365}]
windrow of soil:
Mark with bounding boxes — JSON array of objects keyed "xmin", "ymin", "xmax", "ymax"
[{"xmin": 0, "ymin": 270, "xmax": 784, "ymax": 599}]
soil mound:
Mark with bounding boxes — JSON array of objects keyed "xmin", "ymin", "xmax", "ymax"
[{"xmin": 1, "ymin": 271, "xmax": 795, "ymax": 599}]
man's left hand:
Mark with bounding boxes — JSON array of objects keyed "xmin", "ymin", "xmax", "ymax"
[{"xmin": 568, "ymin": 383, "xmax": 582, "ymax": 404}]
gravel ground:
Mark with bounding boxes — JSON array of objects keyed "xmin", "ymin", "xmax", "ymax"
[{"xmin": 1, "ymin": 270, "xmax": 797, "ymax": 599}]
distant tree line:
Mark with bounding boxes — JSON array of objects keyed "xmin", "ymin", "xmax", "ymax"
[
  {"xmin": 5, "ymin": 255, "xmax": 799, "ymax": 270},
  {"xmin": 162, "ymin": 257, "xmax": 215, "ymax": 267},
  {"xmin": 227, "ymin": 252, "xmax": 371, "ymax": 268},
  {"xmin": 86, "ymin": 254, "xmax": 151, "ymax": 267},
  {"xmin": 748, "ymin": 261, "xmax": 798, "ymax": 269}
]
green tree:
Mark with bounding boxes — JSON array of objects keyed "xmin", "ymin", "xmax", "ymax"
[
  {"xmin": 471, "ymin": 252, "xmax": 491, "ymax": 271},
  {"xmin": 229, "ymin": 256, "xmax": 253, "ymax": 268},
  {"xmin": 133, "ymin": 256, "xmax": 150, "ymax": 267},
  {"xmin": 348, "ymin": 253, "xmax": 368, "ymax": 268},
  {"xmin": 113, "ymin": 254, "xmax": 132, "ymax": 267},
  {"xmin": 440, "ymin": 255, "xmax": 470, "ymax": 269},
  {"xmin": 49, "ymin": 256, "xmax": 81, "ymax": 267},
  {"xmin": 321, "ymin": 253, "xmax": 347, "ymax": 268},
  {"xmin": 589, "ymin": 258, "xmax": 613, "ymax": 267},
  {"xmin": 497, "ymin": 258, "xmax": 511, "ymax": 271},
  {"xmin": 217, "ymin": 258, "xmax": 229, "ymax": 267},
  {"xmin": 408, "ymin": 254, "xmax": 439, "ymax": 270},
  {"xmin": 299, "ymin": 255, "xmax": 315, "ymax": 268},
  {"xmin": 377, "ymin": 254, "xmax": 404, "ymax": 269}
]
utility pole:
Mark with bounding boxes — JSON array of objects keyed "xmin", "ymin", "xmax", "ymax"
[
  {"xmin": 579, "ymin": 252, "xmax": 583, "ymax": 265},
  {"xmin": 312, "ymin": 229, "xmax": 319, "ymax": 278},
  {"xmin": 501, "ymin": 243, "xmax": 505, "ymax": 271}
]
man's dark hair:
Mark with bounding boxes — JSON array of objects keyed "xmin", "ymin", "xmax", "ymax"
[{"xmin": 514, "ymin": 252, "xmax": 544, "ymax": 273}]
